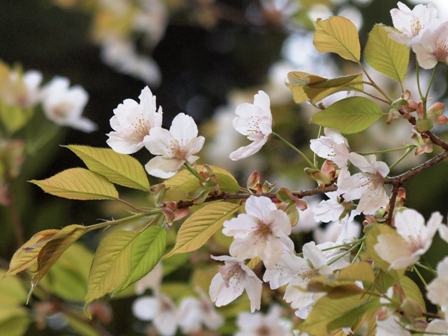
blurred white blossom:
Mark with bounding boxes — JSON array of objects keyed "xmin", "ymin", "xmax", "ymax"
[{"xmin": 40, "ymin": 77, "xmax": 96, "ymax": 132}]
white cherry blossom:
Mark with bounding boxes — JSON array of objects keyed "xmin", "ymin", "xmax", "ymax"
[
  {"xmin": 426, "ymin": 256, "xmax": 448, "ymax": 322},
  {"xmin": 313, "ymin": 220, "xmax": 361, "ymax": 245},
  {"xmin": 144, "ymin": 113, "xmax": 205, "ymax": 178},
  {"xmin": 425, "ymin": 319, "xmax": 448, "ymax": 334},
  {"xmin": 132, "ymin": 293, "xmax": 178, "ymax": 336},
  {"xmin": 265, "ymin": 241, "xmax": 350, "ymax": 319},
  {"xmin": 0, "ymin": 69, "xmax": 42, "ymax": 107},
  {"xmin": 177, "ymin": 288, "xmax": 224, "ymax": 333},
  {"xmin": 209, "ymin": 255, "xmax": 262, "ymax": 312},
  {"xmin": 229, "ymin": 90, "xmax": 273, "ymax": 161},
  {"xmin": 40, "ymin": 77, "xmax": 97, "ymax": 132},
  {"xmin": 374, "ymin": 209, "xmax": 442, "ymax": 270},
  {"xmin": 376, "ymin": 314, "xmax": 411, "ymax": 336},
  {"xmin": 337, "ymin": 153, "xmax": 389, "ymax": 215},
  {"xmin": 313, "ymin": 191, "xmax": 350, "ymax": 223},
  {"xmin": 222, "ymin": 195, "xmax": 294, "ymax": 269},
  {"xmin": 107, "ymin": 86, "xmax": 162, "ymax": 154},
  {"xmin": 412, "ymin": 21, "xmax": 448, "ymax": 69},
  {"xmin": 310, "ymin": 128, "xmax": 350, "ymax": 168},
  {"xmin": 389, "ymin": 1, "xmax": 439, "ymax": 46},
  {"xmin": 235, "ymin": 305, "xmax": 292, "ymax": 336}
]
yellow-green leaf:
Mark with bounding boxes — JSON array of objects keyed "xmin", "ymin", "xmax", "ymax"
[
  {"xmin": 3, "ymin": 229, "xmax": 59, "ymax": 277},
  {"xmin": 308, "ymin": 262, "xmax": 375, "ymax": 295},
  {"xmin": 300, "ymin": 294, "xmax": 380, "ymax": 335},
  {"xmin": 0, "ymin": 101, "xmax": 34, "ymax": 133},
  {"xmin": 0, "ymin": 269, "xmax": 27, "ymax": 307},
  {"xmin": 31, "ymin": 225, "xmax": 87, "ymax": 290},
  {"xmin": 310, "ymin": 96, "xmax": 383, "ymax": 134},
  {"xmin": 401, "ymin": 276, "xmax": 426, "ymax": 313},
  {"xmin": 0, "ymin": 307, "xmax": 30, "ymax": 336},
  {"xmin": 364, "ymin": 224, "xmax": 405, "ymax": 280},
  {"xmin": 114, "ymin": 226, "xmax": 166, "ymax": 295},
  {"xmin": 364, "ymin": 24, "xmax": 409, "ymax": 83},
  {"xmin": 286, "ymin": 72, "xmax": 327, "ymax": 103},
  {"xmin": 85, "ymin": 230, "xmax": 140, "ymax": 305},
  {"xmin": 306, "ymin": 74, "xmax": 363, "ymax": 104},
  {"xmin": 40, "ymin": 243, "xmax": 93, "ymax": 301},
  {"xmin": 163, "ymin": 202, "xmax": 240, "ymax": 259},
  {"xmin": 65, "ymin": 145, "xmax": 150, "ymax": 191},
  {"xmin": 30, "ymin": 168, "xmax": 119, "ymax": 200},
  {"xmin": 165, "ymin": 165, "xmax": 240, "ymax": 193},
  {"xmin": 314, "ymin": 16, "xmax": 361, "ymax": 62}
]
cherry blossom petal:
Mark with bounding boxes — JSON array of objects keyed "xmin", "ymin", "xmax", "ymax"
[{"xmin": 145, "ymin": 156, "xmax": 184, "ymax": 179}]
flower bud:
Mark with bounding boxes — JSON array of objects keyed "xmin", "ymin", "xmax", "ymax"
[
  {"xmin": 435, "ymin": 115, "xmax": 448, "ymax": 125},
  {"xmin": 415, "ymin": 118, "xmax": 433, "ymax": 133},
  {"xmin": 427, "ymin": 102, "xmax": 444, "ymax": 119}
]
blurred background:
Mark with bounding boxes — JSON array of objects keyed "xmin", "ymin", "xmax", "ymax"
[{"xmin": 1, "ymin": 0, "xmax": 448, "ymax": 334}]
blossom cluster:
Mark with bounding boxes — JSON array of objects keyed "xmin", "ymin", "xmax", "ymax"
[
  {"xmin": 389, "ymin": 1, "xmax": 448, "ymax": 69},
  {"xmin": 27, "ymin": 2, "xmax": 448, "ymax": 336},
  {"xmin": 0, "ymin": 61, "xmax": 96, "ymax": 132},
  {"xmin": 106, "ymin": 86, "xmax": 205, "ymax": 178},
  {"xmin": 104, "ymin": 67, "xmax": 448, "ymax": 333}
]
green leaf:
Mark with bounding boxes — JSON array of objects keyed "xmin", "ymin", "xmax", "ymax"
[
  {"xmin": 85, "ymin": 230, "xmax": 140, "ymax": 305},
  {"xmin": 314, "ymin": 16, "xmax": 361, "ymax": 62},
  {"xmin": 401, "ymin": 276, "xmax": 426, "ymax": 313},
  {"xmin": 163, "ymin": 202, "xmax": 240, "ymax": 259},
  {"xmin": 65, "ymin": 145, "xmax": 150, "ymax": 191},
  {"xmin": 0, "ymin": 307, "xmax": 30, "ymax": 336},
  {"xmin": 308, "ymin": 262, "xmax": 375, "ymax": 295},
  {"xmin": 310, "ymin": 96, "xmax": 383, "ymax": 134},
  {"xmin": 114, "ymin": 226, "xmax": 166, "ymax": 295},
  {"xmin": 327, "ymin": 299, "xmax": 381, "ymax": 332},
  {"xmin": 0, "ymin": 101, "xmax": 34, "ymax": 133},
  {"xmin": 165, "ymin": 165, "xmax": 240, "ymax": 193},
  {"xmin": 364, "ymin": 24, "xmax": 409, "ymax": 84},
  {"xmin": 30, "ymin": 168, "xmax": 119, "ymax": 200},
  {"xmin": 300, "ymin": 294, "xmax": 380, "ymax": 335},
  {"xmin": 0, "ymin": 269, "xmax": 27, "ymax": 307},
  {"xmin": 40, "ymin": 243, "xmax": 93, "ymax": 301}
]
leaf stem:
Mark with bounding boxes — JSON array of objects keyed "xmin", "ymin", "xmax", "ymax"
[
  {"xmin": 412, "ymin": 265, "xmax": 428, "ymax": 287},
  {"xmin": 85, "ymin": 211, "xmax": 160, "ymax": 233},
  {"xmin": 415, "ymin": 262, "xmax": 437, "ymax": 276},
  {"xmin": 389, "ymin": 146, "xmax": 415, "ymax": 170},
  {"xmin": 358, "ymin": 145, "xmax": 415, "ymax": 156},
  {"xmin": 183, "ymin": 162, "xmax": 206, "ymax": 182},
  {"xmin": 272, "ymin": 132, "xmax": 316, "ymax": 168}
]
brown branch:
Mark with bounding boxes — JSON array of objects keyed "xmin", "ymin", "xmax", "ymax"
[
  {"xmin": 176, "ymin": 184, "xmax": 337, "ymax": 209},
  {"xmin": 400, "ymin": 111, "xmax": 448, "ymax": 150},
  {"xmin": 385, "ymin": 183, "xmax": 401, "ymax": 226},
  {"xmin": 385, "ymin": 150, "xmax": 448, "ymax": 185}
]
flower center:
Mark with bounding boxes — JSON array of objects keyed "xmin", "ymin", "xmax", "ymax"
[
  {"xmin": 257, "ymin": 221, "xmax": 273, "ymax": 237},
  {"xmin": 131, "ymin": 116, "xmax": 149, "ymax": 137},
  {"xmin": 257, "ymin": 325, "xmax": 271, "ymax": 336},
  {"xmin": 168, "ymin": 139, "xmax": 185, "ymax": 159},
  {"xmin": 51, "ymin": 102, "xmax": 72, "ymax": 118},
  {"xmin": 410, "ymin": 19, "xmax": 424, "ymax": 37},
  {"xmin": 247, "ymin": 115, "xmax": 262, "ymax": 135},
  {"xmin": 435, "ymin": 38, "xmax": 448, "ymax": 62}
]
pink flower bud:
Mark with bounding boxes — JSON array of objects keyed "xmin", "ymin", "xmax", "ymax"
[
  {"xmin": 427, "ymin": 102, "xmax": 445, "ymax": 119},
  {"xmin": 435, "ymin": 115, "xmax": 448, "ymax": 125}
]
